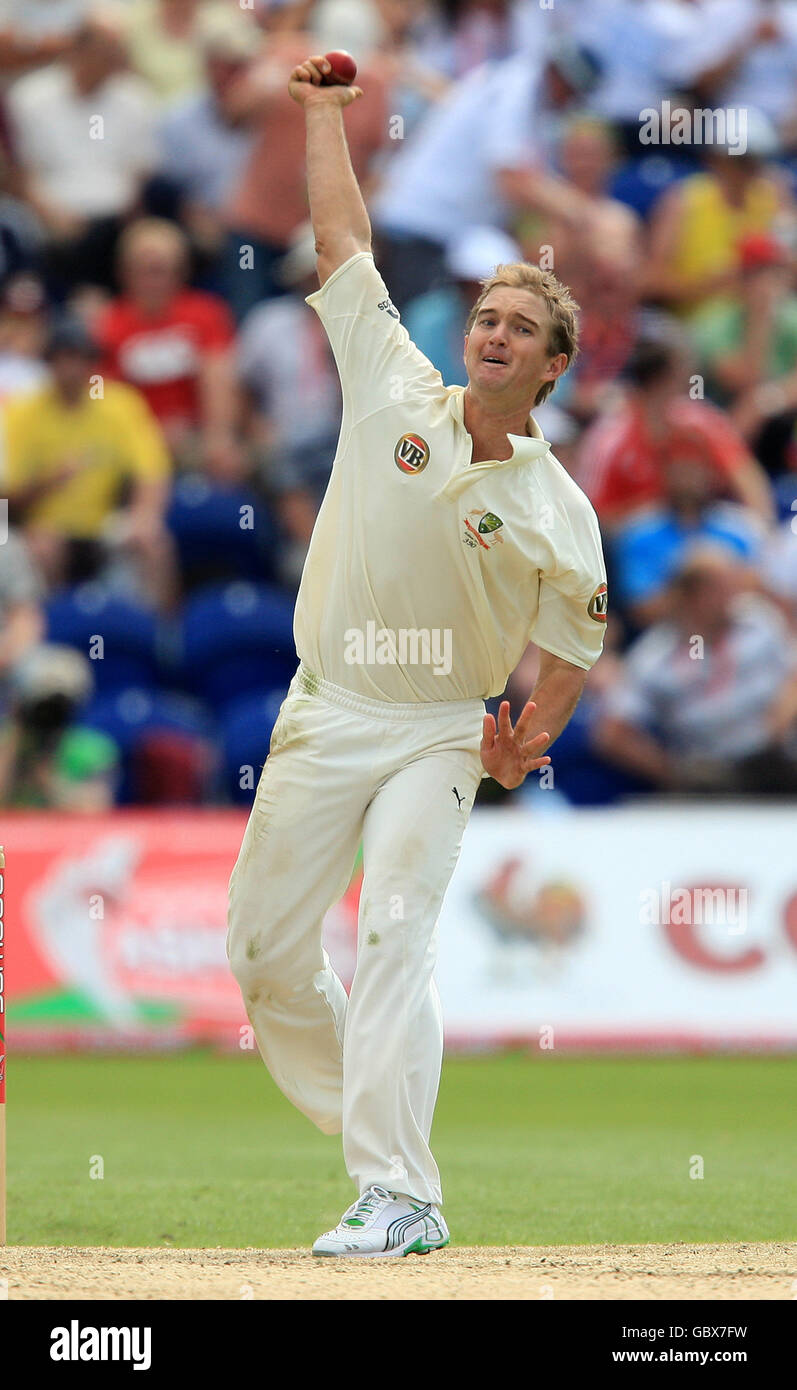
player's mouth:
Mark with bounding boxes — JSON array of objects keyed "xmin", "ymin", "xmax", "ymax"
[{"xmin": 482, "ymin": 355, "xmax": 509, "ymax": 368}]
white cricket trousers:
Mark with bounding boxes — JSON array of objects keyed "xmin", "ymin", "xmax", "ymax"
[{"xmin": 226, "ymin": 664, "xmax": 484, "ymax": 1206}]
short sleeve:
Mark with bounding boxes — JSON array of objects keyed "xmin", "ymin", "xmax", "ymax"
[
  {"xmin": 530, "ymin": 497, "xmax": 608, "ymax": 670},
  {"xmin": 305, "ymin": 253, "xmax": 444, "ymax": 425}
]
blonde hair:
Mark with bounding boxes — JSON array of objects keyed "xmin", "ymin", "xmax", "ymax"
[
  {"xmin": 117, "ymin": 218, "xmax": 189, "ymax": 274},
  {"xmin": 466, "ymin": 263, "xmax": 580, "ymax": 405}
]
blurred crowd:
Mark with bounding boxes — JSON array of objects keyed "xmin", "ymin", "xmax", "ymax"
[{"xmin": 1, "ymin": 0, "xmax": 796, "ymax": 809}]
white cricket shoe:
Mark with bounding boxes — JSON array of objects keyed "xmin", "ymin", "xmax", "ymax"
[{"xmin": 312, "ymin": 1184, "xmax": 449, "ymax": 1258}]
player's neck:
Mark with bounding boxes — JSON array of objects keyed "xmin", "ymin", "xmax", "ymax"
[{"xmin": 463, "ymin": 386, "xmax": 533, "ymax": 463}]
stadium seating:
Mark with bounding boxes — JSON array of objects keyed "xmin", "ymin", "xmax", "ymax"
[
  {"xmin": 79, "ymin": 685, "xmax": 214, "ymax": 802},
  {"xmin": 177, "ymin": 581, "xmax": 297, "ymax": 715},
  {"xmin": 219, "ymin": 688, "xmax": 286, "ymax": 804},
  {"xmin": 45, "ymin": 586, "xmax": 162, "ymax": 694},
  {"xmin": 165, "ymin": 474, "xmax": 280, "ymax": 587}
]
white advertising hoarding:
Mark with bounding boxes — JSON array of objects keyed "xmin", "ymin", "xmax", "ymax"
[{"xmin": 435, "ymin": 804, "xmax": 797, "ymax": 1047}]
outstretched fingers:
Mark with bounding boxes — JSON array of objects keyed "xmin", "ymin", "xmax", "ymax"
[
  {"xmin": 513, "ymin": 699, "xmax": 538, "ymax": 741},
  {"xmin": 496, "ymin": 700, "xmax": 514, "ymax": 743},
  {"xmin": 521, "ymin": 730, "xmax": 551, "ymax": 771}
]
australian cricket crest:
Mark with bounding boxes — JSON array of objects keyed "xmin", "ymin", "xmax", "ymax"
[
  {"xmin": 394, "ymin": 432, "xmax": 430, "ymax": 474},
  {"xmin": 463, "ymin": 508, "xmax": 504, "ymax": 550}
]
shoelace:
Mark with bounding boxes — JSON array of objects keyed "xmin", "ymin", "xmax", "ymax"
[{"xmin": 342, "ymin": 1185, "xmax": 390, "ymax": 1228}]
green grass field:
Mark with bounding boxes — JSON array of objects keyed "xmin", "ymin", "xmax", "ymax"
[{"xmin": 9, "ymin": 1052, "xmax": 797, "ymax": 1248}]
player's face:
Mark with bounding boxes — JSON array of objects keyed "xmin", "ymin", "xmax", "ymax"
[{"xmin": 464, "ymin": 288, "xmax": 567, "ymax": 403}]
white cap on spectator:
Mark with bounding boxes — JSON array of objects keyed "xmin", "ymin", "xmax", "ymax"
[
  {"xmin": 445, "ymin": 226, "xmax": 523, "ymax": 284},
  {"xmin": 312, "ymin": 0, "xmax": 382, "ymax": 56},
  {"xmin": 200, "ymin": 5, "xmax": 261, "ymax": 60},
  {"xmin": 12, "ymin": 644, "xmax": 93, "ymax": 706}
]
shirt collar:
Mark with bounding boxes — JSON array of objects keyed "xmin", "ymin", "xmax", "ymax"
[{"xmin": 447, "ymin": 385, "xmax": 551, "ymax": 464}]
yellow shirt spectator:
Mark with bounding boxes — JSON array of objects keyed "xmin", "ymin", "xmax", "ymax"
[
  {"xmin": 670, "ymin": 173, "xmax": 780, "ymax": 295},
  {"xmin": 2, "ymin": 380, "xmax": 171, "ymax": 539},
  {"xmin": 643, "ymin": 160, "xmax": 792, "ymax": 319}
]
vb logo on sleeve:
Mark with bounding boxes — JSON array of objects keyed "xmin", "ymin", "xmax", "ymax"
[{"xmin": 587, "ymin": 582, "xmax": 608, "ymax": 622}]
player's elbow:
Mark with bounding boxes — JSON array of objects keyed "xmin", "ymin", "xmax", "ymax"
[{"xmin": 314, "ymin": 233, "xmax": 372, "ymax": 287}]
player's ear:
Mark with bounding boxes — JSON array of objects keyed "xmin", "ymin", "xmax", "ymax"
[
  {"xmin": 463, "ymin": 332, "xmax": 469, "ymax": 368},
  {"xmin": 543, "ymin": 351, "xmax": 569, "ymax": 385}
]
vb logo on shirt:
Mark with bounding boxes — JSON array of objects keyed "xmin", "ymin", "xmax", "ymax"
[
  {"xmin": 588, "ymin": 582, "xmax": 609, "ymax": 622},
  {"xmin": 394, "ymin": 433, "xmax": 430, "ymax": 474}
]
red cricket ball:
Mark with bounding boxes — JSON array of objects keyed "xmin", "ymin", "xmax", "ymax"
[{"xmin": 322, "ymin": 50, "xmax": 358, "ymax": 86}]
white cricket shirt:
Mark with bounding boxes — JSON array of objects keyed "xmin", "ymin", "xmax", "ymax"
[{"xmin": 297, "ymin": 252, "xmax": 607, "ymax": 703}]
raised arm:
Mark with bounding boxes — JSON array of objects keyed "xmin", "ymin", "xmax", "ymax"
[{"xmin": 288, "ymin": 54, "xmax": 370, "ymax": 287}]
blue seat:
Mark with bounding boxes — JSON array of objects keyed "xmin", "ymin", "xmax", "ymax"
[
  {"xmin": 220, "ymin": 688, "xmax": 286, "ymax": 804},
  {"xmin": 537, "ymin": 700, "xmax": 648, "ymax": 806},
  {"xmin": 45, "ymin": 586, "xmax": 161, "ymax": 693},
  {"xmin": 178, "ymin": 581, "xmax": 297, "ymax": 713},
  {"xmin": 80, "ymin": 685, "xmax": 212, "ymax": 751},
  {"xmin": 166, "ymin": 474, "xmax": 278, "ymax": 584},
  {"xmin": 79, "ymin": 685, "xmax": 215, "ymax": 802},
  {"xmin": 610, "ymin": 155, "xmax": 689, "ymax": 220}
]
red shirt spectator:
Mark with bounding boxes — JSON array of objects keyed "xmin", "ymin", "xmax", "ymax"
[
  {"xmin": 96, "ymin": 217, "xmax": 241, "ymax": 481},
  {"xmin": 575, "ymin": 326, "xmax": 774, "ymax": 528},
  {"xmin": 579, "ymin": 398, "xmax": 752, "ymax": 519},
  {"xmin": 100, "ymin": 286, "xmax": 234, "ymax": 431}
]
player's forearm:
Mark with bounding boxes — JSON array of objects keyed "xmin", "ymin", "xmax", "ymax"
[
  {"xmin": 691, "ymin": 37, "xmax": 751, "ymax": 101},
  {"xmin": 497, "ymin": 166, "xmax": 588, "ymax": 230},
  {"xmin": 527, "ymin": 662, "xmax": 586, "ymax": 751},
  {"xmin": 304, "ymin": 100, "xmax": 371, "ymax": 259}
]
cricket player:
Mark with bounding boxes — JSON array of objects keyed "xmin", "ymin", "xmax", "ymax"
[{"xmin": 227, "ymin": 55, "xmax": 607, "ymax": 1258}]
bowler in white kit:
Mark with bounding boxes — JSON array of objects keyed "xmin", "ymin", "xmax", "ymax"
[{"xmin": 227, "ymin": 54, "xmax": 607, "ymax": 1258}]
